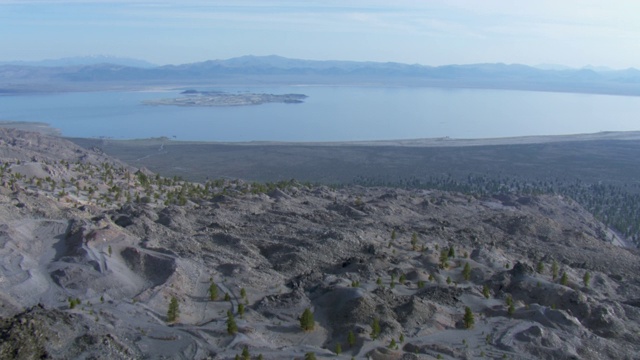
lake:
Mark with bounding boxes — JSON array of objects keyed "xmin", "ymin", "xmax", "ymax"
[{"xmin": 1, "ymin": 86, "xmax": 639, "ymax": 141}]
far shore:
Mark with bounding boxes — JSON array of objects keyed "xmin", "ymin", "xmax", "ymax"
[{"xmin": 1, "ymin": 120, "xmax": 639, "ymax": 148}]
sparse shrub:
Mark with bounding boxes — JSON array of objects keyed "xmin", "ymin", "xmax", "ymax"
[
  {"xmin": 411, "ymin": 232, "xmax": 418, "ymax": 251},
  {"xmin": 552, "ymin": 260, "xmax": 559, "ymax": 280},
  {"xmin": 391, "ymin": 229, "xmax": 397, "ymax": 241},
  {"xmin": 68, "ymin": 297, "xmax": 81, "ymax": 309},
  {"xmin": 536, "ymin": 261, "xmax": 544, "ymax": 274},
  {"xmin": 304, "ymin": 352, "xmax": 317, "ymax": 360},
  {"xmin": 417, "ymin": 280, "xmax": 425, "ymax": 289},
  {"xmin": 399, "ymin": 274, "xmax": 406, "ymax": 283}
]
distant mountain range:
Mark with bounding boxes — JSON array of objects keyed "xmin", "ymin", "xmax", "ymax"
[
  {"xmin": 1, "ymin": 55, "xmax": 640, "ymax": 95},
  {"xmin": 0, "ymin": 55, "xmax": 156, "ymax": 68}
]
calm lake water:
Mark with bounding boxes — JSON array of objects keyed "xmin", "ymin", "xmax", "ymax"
[{"xmin": 1, "ymin": 86, "xmax": 639, "ymax": 141}]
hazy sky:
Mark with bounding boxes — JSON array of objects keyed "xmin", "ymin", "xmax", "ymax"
[{"xmin": 2, "ymin": 0, "xmax": 639, "ymax": 68}]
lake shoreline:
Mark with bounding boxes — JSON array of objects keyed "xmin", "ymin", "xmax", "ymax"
[{"xmin": 2, "ymin": 121, "xmax": 639, "ymax": 147}]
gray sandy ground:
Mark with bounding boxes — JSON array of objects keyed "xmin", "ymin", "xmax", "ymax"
[{"xmin": 0, "ymin": 127, "xmax": 639, "ymax": 359}]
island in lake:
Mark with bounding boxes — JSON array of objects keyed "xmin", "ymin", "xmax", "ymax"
[{"xmin": 143, "ymin": 90, "xmax": 307, "ymax": 107}]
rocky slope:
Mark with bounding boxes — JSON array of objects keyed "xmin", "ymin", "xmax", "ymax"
[{"xmin": 0, "ymin": 128, "xmax": 639, "ymax": 359}]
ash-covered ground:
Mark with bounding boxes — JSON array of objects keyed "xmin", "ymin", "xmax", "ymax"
[{"xmin": 0, "ymin": 128, "xmax": 639, "ymax": 359}]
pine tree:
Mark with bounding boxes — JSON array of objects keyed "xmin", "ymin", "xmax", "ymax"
[
  {"xmin": 304, "ymin": 352, "xmax": 317, "ymax": 360},
  {"xmin": 448, "ymin": 246, "xmax": 455, "ymax": 258},
  {"xmin": 536, "ymin": 261, "xmax": 544, "ymax": 274},
  {"xmin": 552, "ymin": 260, "xmax": 559, "ymax": 280},
  {"xmin": 241, "ymin": 346, "xmax": 250, "ymax": 360},
  {"xmin": 347, "ymin": 330, "xmax": 356, "ymax": 347},
  {"xmin": 463, "ymin": 306, "xmax": 474, "ymax": 329},
  {"xmin": 300, "ymin": 308, "xmax": 315, "ymax": 331},
  {"xmin": 208, "ymin": 282, "xmax": 218, "ymax": 301},
  {"xmin": 389, "ymin": 338, "xmax": 397, "ymax": 349},
  {"xmin": 238, "ymin": 303, "xmax": 245, "ymax": 318},
  {"xmin": 227, "ymin": 311, "xmax": 238, "ymax": 335},
  {"xmin": 240, "ymin": 288, "xmax": 247, "ymax": 299},
  {"xmin": 560, "ymin": 272, "xmax": 569, "ymax": 286},
  {"xmin": 411, "ymin": 232, "xmax": 418, "ymax": 251},
  {"xmin": 391, "ymin": 229, "xmax": 397, "ymax": 241},
  {"xmin": 505, "ymin": 294, "xmax": 513, "ymax": 307},
  {"xmin": 167, "ymin": 296, "xmax": 179, "ymax": 323},
  {"xmin": 439, "ymin": 249, "xmax": 449, "ymax": 268},
  {"xmin": 224, "ymin": 292, "xmax": 231, "ymax": 301},
  {"xmin": 583, "ymin": 272, "xmax": 591, "ymax": 287},
  {"xmin": 335, "ymin": 343, "xmax": 342, "ymax": 355},
  {"xmin": 462, "ymin": 262, "xmax": 471, "ymax": 281},
  {"xmin": 399, "ymin": 273, "xmax": 406, "ymax": 284},
  {"xmin": 370, "ymin": 318, "xmax": 381, "ymax": 339},
  {"xmin": 508, "ymin": 303, "xmax": 515, "ymax": 317},
  {"xmin": 482, "ymin": 284, "xmax": 490, "ymax": 299},
  {"xmin": 399, "ymin": 333, "xmax": 405, "ymax": 343}
]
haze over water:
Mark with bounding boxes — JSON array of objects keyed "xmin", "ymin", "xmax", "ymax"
[{"xmin": 1, "ymin": 87, "xmax": 639, "ymax": 142}]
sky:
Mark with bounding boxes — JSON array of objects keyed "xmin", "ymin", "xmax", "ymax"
[{"xmin": 1, "ymin": 0, "xmax": 639, "ymax": 68}]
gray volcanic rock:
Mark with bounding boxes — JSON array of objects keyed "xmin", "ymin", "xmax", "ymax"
[{"xmin": 0, "ymin": 129, "xmax": 638, "ymax": 359}]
